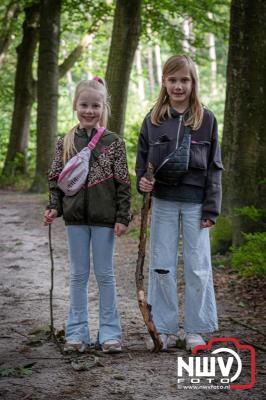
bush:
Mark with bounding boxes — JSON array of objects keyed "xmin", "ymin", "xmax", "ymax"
[
  {"xmin": 130, "ymin": 173, "xmax": 143, "ymax": 215},
  {"xmin": 231, "ymin": 232, "xmax": 266, "ymax": 277},
  {"xmin": 235, "ymin": 205, "xmax": 266, "ymax": 222},
  {"xmin": 211, "ymin": 216, "xmax": 232, "ymax": 254}
]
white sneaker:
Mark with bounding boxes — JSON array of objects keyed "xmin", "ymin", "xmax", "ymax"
[
  {"xmin": 167, "ymin": 334, "xmax": 179, "ymax": 348},
  {"xmin": 63, "ymin": 341, "xmax": 88, "ymax": 353},
  {"xmin": 145, "ymin": 333, "xmax": 169, "ymax": 351},
  {"xmin": 102, "ymin": 339, "xmax": 122, "ymax": 353},
  {"xmin": 185, "ymin": 333, "xmax": 206, "ymax": 351},
  {"xmin": 159, "ymin": 334, "xmax": 169, "ymax": 351}
]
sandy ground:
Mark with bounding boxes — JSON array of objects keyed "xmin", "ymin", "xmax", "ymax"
[{"xmin": 0, "ymin": 190, "xmax": 265, "ymax": 400}]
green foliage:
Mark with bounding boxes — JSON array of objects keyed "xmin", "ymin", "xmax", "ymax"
[
  {"xmin": 211, "ymin": 216, "xmax": 232, "ymax": 254},
  {"xmin": 231, "ymin": 232, "xmax": 266, "ymax": 277},
  {"xmin": 0, "ymin": 0, "xmax": 230, "ymax": 188},
  {"xmin": 235, "ymin": 205, "xmax": 266, "ymax": 222},
  {"xmin": 142, "ymin": 0, "xmax": 230, "ymax": 54},
  {"xmin": 230, "ymin": 204, "xmax": 266, "ymax": 277},
  {"xmin": 61, "ymin": 0, "xmax": 113, "ymax": 33},
  {"xmin": 129, "ymin": 174, "xmax": 143, "ymax": 215},
  {"xmin": 0, "ymin": 363, "xmax": 34, "ymax": 378},
  {"xmin": 0, "ymin": 173, "xmax": 32, "ymax": 191}
]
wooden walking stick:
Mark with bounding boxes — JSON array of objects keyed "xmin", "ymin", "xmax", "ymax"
[
  {"xmin": 135, "ymin": 163, "xmax": 163, "ymax": 352},
  {"xmin": 48, "ymin": 193, "xmax": 64, "ymax": 354},
  {"xmin": 48, "ymin": 224, "xmax": 64, "ymax": 354},
  {"xmin": 48, "ymin": 223, "xmax": 55, "ymax": 335}
]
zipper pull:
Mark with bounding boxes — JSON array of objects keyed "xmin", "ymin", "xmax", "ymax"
[{"xmin": 176, "ymin": 115, "xmax": 183, "ymax": 149}]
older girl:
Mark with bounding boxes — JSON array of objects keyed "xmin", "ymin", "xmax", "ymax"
[{"xmin": 136, "ymin": 55, "xmax": 223, "ymax": 351}]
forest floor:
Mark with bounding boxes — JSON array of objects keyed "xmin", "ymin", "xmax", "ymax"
[{"xmin": 0, "ymin": 190, "xmax": 265, "ymax": 400}]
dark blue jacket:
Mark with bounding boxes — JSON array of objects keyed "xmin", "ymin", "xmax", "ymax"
[{"xmin": 135, "ymin": 107, "xmax": 224, "ymax": 223}]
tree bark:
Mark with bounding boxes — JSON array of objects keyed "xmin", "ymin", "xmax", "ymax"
[
  {"xmin": 182, "ymin": 17, "xmax": 195, "ymax": 55},
  {"xmin": 182, "ymin": 17, "xmax": 190, "ymax": 52},
  {"xmin": 135, "ymin": 163, "xmax": 162, "ymax": 352},
  {"xmin": 147, "ymin": 47, "xmax": 155, "ymax": 97},
  {"xmin": 0, "ymin": 1, "xmax": 20, "ymax": 68},
  {"xmin": 154, "ymin": 44, "xmax": 162, "ymax": 86},
  {"xmin": 31, "ymin": 0, "xmax": 61, "ymax": 193},
  {"xmin": 3, "ymin": 3, "xmax": 39, "ymax": 176},
  {"xmin": 135, "ymin": 46, "xmax": 145, "ymax": 101},
  {"xmin": 208, "ymin": 32, "xmax": 217, "ymax": 97},
  {"xmin": 208, "ymin": 13, "xmax": 217, "ymax": 97},
  {"xmin": 59, "ymin": 32, "xmax": 94, "ymax": 79},
  {"xmin": 222, "ymin": 0, "xmax": 266, "ymax": 246},
  {"xmin": 105, "ymin": 0, "xmax": 142, "ymax": 136}
]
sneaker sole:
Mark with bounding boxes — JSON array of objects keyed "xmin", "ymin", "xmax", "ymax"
[
  {"xmin": 63, "ymin": 345, "xmax": 88, "ymax": 353},
  {"xmin": 102, "ymin": 346, "xmax": 122, "ymax": 354},
  {"xmin": 186, "ymin": 344, "xmax": 206, "ymax": 352}
]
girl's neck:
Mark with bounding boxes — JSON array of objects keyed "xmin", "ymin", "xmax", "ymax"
[
  {"xmin": 78, "ymin": 125, "xmax": 93, "ymax": 136},
  {"xmin": 170, "ymin": 102, "xmax": 189, "ymax": 114}
]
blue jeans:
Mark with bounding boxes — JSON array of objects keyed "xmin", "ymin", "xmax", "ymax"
[
  {"xmin": 65, "ymin": 225, "xmax": 121, "ymax": 344},
  {"xmin": 148, "ymin": 197, "xmax": 218, "ymax": 334}
]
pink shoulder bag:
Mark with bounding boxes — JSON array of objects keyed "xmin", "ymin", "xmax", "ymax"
[{"xmin": 57, "ymin": 127, "xmax": 105, "ymax": 196}]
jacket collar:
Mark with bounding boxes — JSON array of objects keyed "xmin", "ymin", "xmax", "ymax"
[
  {"xmin": 75, "ymin": 126, "xmax": 96, "ymax": 138},
  {"xmin": 170, "ymin": 107, "xmax": 190, "ymax": 119}
]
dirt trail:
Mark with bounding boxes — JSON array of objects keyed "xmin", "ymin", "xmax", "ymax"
[{"xmin": 0, "ymin": 191, "xmax": 265, "ymax": 400}]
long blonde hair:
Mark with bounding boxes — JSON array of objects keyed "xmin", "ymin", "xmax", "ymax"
[
  {"xmin": 63, "ymin": 78, "xmax": 110, "ymax": 164},
  {"xmin": 151, "ymin": 55, "xmax": 203, "ymax": 130}
]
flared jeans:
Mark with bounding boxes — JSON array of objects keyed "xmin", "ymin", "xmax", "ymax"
[
  {"xmin": 148, "ymin": 197, "xmax": 218, "ymax": 334},
  {"xmin": 65, "ymin": 225, "xmax": 121, "ymax": 345}
]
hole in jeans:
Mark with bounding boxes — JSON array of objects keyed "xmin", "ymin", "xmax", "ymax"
[{"xmin": 154, "ymin": 269, "xmax": 169, "ymax": 274}]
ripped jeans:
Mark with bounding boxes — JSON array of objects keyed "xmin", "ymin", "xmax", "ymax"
[
  {"xmin": 65, "ymin": 225, "xmax": 121, "ymax": 345},
  {"xmin": 148, "ymin": 197, "xmax": 218, "ymax": 334}
]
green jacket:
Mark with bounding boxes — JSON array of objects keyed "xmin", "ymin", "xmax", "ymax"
[{"xmin": 47, "ymin": 127, "xmax": 131, "ymax": 227}]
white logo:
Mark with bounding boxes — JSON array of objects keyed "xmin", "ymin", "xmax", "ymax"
[{"xmin": 177, "ymin": 348, "xmax": 242, "ymax": 386}]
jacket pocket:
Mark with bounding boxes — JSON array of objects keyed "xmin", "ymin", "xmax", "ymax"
[
  {"xmin": 150, "ymin": 141, "xmax": 171, "ymax": 169},
  {"xmin": 62, "ymin": 189, "xmax": 85, "ymax": 221},
  {"xmin": 87, "ymin": 182, "xmax": 116, "ymax": 225},
  {"xmin": 213, "ymin": 159, "xmax": 224, "ymax": 170},
  {"xmin": 189, "ymin": 141, "xmax": 210, "ymax": 170}
]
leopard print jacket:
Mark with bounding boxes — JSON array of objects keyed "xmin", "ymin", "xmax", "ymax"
[{"xmin": 47, "ymin": 128, "xmax": 131, "ymax": 227}]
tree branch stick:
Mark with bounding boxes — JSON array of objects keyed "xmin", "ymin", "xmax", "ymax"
[{"xmin": 135, "ymin": 163, "xmax": 162, "ymax": 352}]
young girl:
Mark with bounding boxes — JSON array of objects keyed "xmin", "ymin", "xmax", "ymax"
[
  {"xmin": 136, "ymin": 55, "xmax": 223, "ymax": 351},
  {"xmin": 44, "ymin": 78, "xmax": 131, "ymax": 353}
]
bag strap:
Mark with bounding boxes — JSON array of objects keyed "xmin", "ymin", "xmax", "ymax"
[{"xmin": 88, "ymin": 127, "xmax": 105, "ymax": 150}]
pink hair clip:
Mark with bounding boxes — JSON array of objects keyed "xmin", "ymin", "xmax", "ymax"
[{"xmin": 92, "ymin": 76, "xmax": 104, "ymax": 85}]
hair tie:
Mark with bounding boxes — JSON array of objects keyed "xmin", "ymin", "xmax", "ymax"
[{"xmin": 92, "ymin": 76, "xmax": 104, "ymax": 85}]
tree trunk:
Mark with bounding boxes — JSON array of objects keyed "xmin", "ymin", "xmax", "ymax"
[
  {"xmin": 105, "ymin": 0, "xmax": 142, "ymax": 136},
  {"xmin": 154, "ymin": 44, "xmax": 162, "ymax": 86},
  {"xmin": 59, "ymin": 32, "xmax": 94, "ymax": 79},
  {"xmin": 31, "ymin": 0, "xmax": 61, "ymax": 193},
  {"xmin": 147, "ymin": 47, "xmax": 155, "ymax": 97},
  {"xmin": 182, "ymin": 17, "xmax": 195, "ymax": 55},
  {"xmin": 135, "ymin": 46, "xmax": 145, "ymax": 101},
  {"xmin": 222, "ymin": 0, "xmax": 266, "ymax": 246},
  {"xmin": 0, "ymin": 1, "xmax": 20, "ymax": 68},
  {"xmin": 182, "ymin": 18, "xmax": 190, "ymax": 52},
  {"xmin": 208, "ymin": 13, "xmax": 217, "ymax": 97},
  {"xmin": 208, "ymin": 32, "xmax": 217, "ymax": 97},
  {"xmin": 3, "ymin": 3, "xmax": 39, "ymax": 176}
]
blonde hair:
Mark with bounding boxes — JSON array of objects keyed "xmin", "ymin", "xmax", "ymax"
[
  {"xmin": 150, "ymin": 55, "xmax": 203, "ymax": 130},
  {"xmin": 63, "ymin": 79, "xmax": 110, "ymax": 164}
]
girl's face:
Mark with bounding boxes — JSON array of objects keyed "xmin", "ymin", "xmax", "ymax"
[
  {"xmin": 163, "ymin": 67, "xmax": 193, "ymax": 111},
  {"xmin": 75, "ymin": 88, "xmax": 104, "ymax": 129}
]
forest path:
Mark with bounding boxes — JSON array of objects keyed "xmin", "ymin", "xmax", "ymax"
[{"xmin": 0, "ymin": 191, "xmax": 265, "ymax": 400}]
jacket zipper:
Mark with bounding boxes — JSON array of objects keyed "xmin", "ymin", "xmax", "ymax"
[
  {"xmin": 83, "ymin": 133, "xmax": 92, "ymax": 223},
  {"xmin": 156, "ymin": 114, "xmax": 183, "ymax": 172},
  {"xmin": 175, "ymin": 115, "xmax": 183, "ymax": 149}
]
